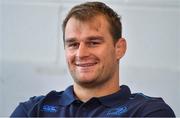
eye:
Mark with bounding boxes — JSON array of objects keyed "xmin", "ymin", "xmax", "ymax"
[
  {"xmin": 66, "ymin": 43, "xmax": 79, "ymax": 49},
  {"xmin": 88, "ymin": 41, "xmax": 101, "ymax": 47}
]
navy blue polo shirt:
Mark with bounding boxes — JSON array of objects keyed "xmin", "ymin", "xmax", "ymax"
[{"xmin": 11, "ymin": 85, "xmax": 175, "ymax": 117}]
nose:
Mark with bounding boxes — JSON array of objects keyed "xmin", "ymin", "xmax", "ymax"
[{"xmin": 76, "ymin": 43, "xmax": 90, "ymax": 59}]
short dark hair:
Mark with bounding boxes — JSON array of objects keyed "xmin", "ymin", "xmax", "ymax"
[{"xmin": 62, "ymin": 1, "xmax": 122, "ymax": 43}]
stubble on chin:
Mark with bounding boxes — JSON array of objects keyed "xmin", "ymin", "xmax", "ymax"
[{"xmin": 72, "ymin": 73, "xmax": 111, "ymax": 89}]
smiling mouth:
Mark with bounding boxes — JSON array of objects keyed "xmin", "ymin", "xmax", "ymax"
[{"xmin": 75, "ymin": 62, "xmax": 98, "ymax": 67}]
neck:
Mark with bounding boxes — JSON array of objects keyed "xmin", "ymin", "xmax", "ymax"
[{"xmin": 73, "ymin": 75, "xmax": 120, "ymax": 102}]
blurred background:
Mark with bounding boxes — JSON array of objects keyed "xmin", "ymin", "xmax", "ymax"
[{"xmin": 0, "ymin": 0, "xmax": 180, "ymax": 116}]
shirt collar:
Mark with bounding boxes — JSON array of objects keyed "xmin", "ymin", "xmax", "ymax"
[
  {"xmin": 58, "ymin": 85, "xmax": 77, "ymax": 106},
  {"xmin": 98, "ymin": 85, "xmax": 131, "ymax": 107},
  {"xmin": 58, "ymin": 85, "xmax": 131, "ymax": 107}
]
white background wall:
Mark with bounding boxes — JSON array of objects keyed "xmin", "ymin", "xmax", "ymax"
[
  {"xmin": 1, "ymin": 0, "xmax": 180, "ymax": 116},
  {"xmin": 0, "ymin": 0, "xmax": 2, "ymax": 114}
]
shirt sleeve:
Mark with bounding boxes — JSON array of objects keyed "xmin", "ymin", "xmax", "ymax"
[
  {"xmin": 10, "ymin": 96, "xmax": 44, "ymax": 117},
  {"xmin": 145, "ymin": 109, "xmax": 175, "ymax": 117},
  {"xmin": 10, "ymin": 103, "xmax": 28, "ymax": 117},
  {"xmin": 140, "ymin": 100, "xmax": 175, "ymax": 117}
]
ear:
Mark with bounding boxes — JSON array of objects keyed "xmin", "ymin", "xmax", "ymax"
[{"xmin": 115, "ymin": 38, "xmax": 127, "ymax": 60}]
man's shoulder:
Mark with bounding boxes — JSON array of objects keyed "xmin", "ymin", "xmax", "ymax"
[
  {"xmin": 24, "ymin": 90, "xmax": 65, "ymax": 106},
  {"xmin": 131, "ymin": 92, "xmax": 163, "ymax": 101},
  {"xmin": 129, "ymin": 93, "xmax": 175, "ymax": 117},
  {"xmin": 10, "ymin": 90, "xmax": 65, "ymax": 117},
  {"xmin": 23, "ymin": 95, "xmax": 45, "ymax": 107}
]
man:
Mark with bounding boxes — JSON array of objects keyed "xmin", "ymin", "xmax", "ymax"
[{"xmin": 11, "ymin": 1, "xmax": 175, "ymax": 117}]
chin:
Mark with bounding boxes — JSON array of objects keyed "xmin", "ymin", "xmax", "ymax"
[
  {"xmin": 77, "ymin": 77, "xmax": 96, "ymax": 83},
  {"xmin": 74, "ymin": 77, "xmax": 98, "ymax": 87}
]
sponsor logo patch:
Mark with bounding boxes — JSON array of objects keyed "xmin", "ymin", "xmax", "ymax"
[
  {"xmin": 106, "ymin": 106, "xmax": 128, "ymax": 116},
  {"xmin": 41, "ymin": 105, "xmax": 58, "ymax": 113}
]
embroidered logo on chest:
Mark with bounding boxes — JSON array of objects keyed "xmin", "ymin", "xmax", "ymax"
[
  {"xmin": 106, "ymin": 106, "xmax": 128, "ymax": 116},
  {"xmin": 41, "ymin": 105, "xmax": 58, "ymax": 113}
]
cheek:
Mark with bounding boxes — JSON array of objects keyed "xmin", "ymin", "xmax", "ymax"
[
  {"xmin": 65, "ymin": 52, "xmax": 73, "ymax": 64},
  {"xmin": 103, "ymin": 47, "xmax": 116, "ymax": 59},
  {"xmin": 106, "ymin": 50, "xmax": 117, "ymax": 65},
  {"xmin": 97, "ymin": 49, "xmax": 116, "ymax": 66}
]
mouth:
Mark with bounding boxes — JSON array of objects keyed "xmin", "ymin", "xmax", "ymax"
[{"xmin": 75, "ymin": 62, "xmax": 98, "ymax": 67}]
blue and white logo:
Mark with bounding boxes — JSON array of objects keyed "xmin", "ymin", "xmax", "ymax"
[
  {"xmin": 106, "ymin": 106, "xmax": 128, "ymax": 116},
  {"xmin": 42, "ymin": 105, "xmax": 58, "ymax": 113}
]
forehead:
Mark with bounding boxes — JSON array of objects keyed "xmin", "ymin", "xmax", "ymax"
[{"xmin": 64, "ymin": 15, "xmax": 111, "ymax": 39}]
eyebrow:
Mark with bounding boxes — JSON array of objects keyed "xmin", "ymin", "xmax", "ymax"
[
  {"xmin": 86, "ymin": 36, "xmax": 104, "ymax": 41},
  {"xmin": 65, "ymin": 36, "xmax": 104, "ymax": 44},
  {"xmin": 65, "ymin": 38, "xmax": 77, "ymax": 44}
]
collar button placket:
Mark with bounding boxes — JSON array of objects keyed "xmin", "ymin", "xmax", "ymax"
[{"xmin": 75, "ymin": 103, "xmax": 87, "ymax": 117}]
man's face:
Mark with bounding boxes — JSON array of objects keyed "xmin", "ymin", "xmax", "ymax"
[{"xmin": 64, "ymin": 15, "xmax": 124, "ymax": 88}]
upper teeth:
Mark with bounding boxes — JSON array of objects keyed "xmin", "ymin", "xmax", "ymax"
[{"xmin": 76, "ymin": 63, "xmax": 96, "ymax": 67}]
